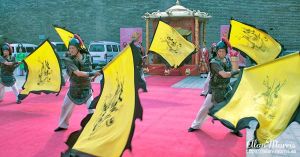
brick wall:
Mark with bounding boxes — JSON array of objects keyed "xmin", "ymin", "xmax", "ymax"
[{"xmin": 0, "ymin": 0, "xmax": 299, "ymax": 50}]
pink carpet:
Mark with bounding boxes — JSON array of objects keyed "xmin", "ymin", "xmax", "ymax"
[{"xmin": 0, "ymin": 76, "xmax": 245, "ymax": 157}]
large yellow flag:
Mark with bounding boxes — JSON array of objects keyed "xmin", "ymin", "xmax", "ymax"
[
  {"xmin": 53, "ymin": 26, "xmax": 86, "ymax": 49},
  {"xmin": 18, "ymin": 40, "xmax": 62, "ymax": 100},
  {"xmin": 229, "ymin": 19, "xmax": 282, "ymax": 64},
  {"xmin": 210, "ymin": 52, "xmax": 300, "ymax": 144},
  {"xmin": 63, "ymin": 43, "xmax": 142, "ymax": 157},
  {"xmin": 149, "ymin": 21, "xmax": 196, "ymax": 68}
]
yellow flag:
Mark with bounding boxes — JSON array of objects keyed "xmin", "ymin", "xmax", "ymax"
[
  {"xmin": 229, "ymin": 20, "xmax": 282, "ymax": 64},
  {"xmin": 53, "ymin": 26, "xmax": 86, "ymax": 49},
  {"xmin": 149, "ymin": 21, "xmax": 195, "ymax": 68},
  {"xmin": 72, "ymin": 44, "xmax": 138, "ymax": 157},
  {"xmin": 19, "ymin": 40, "xmax": 62, "ymax": 100},
  {"xmin": 210, "ymin": 52, "xmax": 300, "ymax": 144}
]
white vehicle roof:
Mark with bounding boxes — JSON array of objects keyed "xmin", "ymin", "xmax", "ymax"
[
  {"xmin": 51, "ymin": 41, "xmax": 64, "ymax": 45},
  {"xmin": 10, "ymin": 43, "xmax": 37, "ymax": 47},
  {"xmin": 89, "ymin": 41, "xmax": 119, "ymax": 45}
]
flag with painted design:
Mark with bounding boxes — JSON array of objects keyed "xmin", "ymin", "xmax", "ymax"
[
  {"xmin": 53, "ymin": 26, "xmax": 86, "ymax": 49},
  {"xmin": 18, "ymin": 40, "xmax": 62, "ymax": 100},
  {"xmin": 210, "ymin": 52, "xmax": 300, "ymax": 144},
  {"xmin": 149, "ymin": 21, "xmax": 196, "ymax": 68},
  {"xmin": 62, "ymin": 42, "xmax": 143, "ymax": 157},
  {"xmin": 228, "ymin": 19, "xmax": 282, "ymax": 64}
]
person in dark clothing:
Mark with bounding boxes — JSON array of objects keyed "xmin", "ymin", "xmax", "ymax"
[
  {"xmin": 188, "ymin": 38, "xmax": 242, "ymax": 137},
  {"xmin": 0, "ymin": 43, "xmax": 21, "ymax": 104},
  {"xmin": 131, "ymin": 32, "xmax": 147, "ymax": 92},
  {"xmin": 200, "ymin": 43, "xmax": 217, "ymax": 96},
  {"xmin": 55, "ymin": 35, "xmax": 100, "ymax": 132}
]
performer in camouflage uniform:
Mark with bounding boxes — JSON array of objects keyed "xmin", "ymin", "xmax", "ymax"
[
  {"xmin": 188, "ymin": 39, "xmax": 242, "ymax": 137},
  {"xmin": 209, "ymin": 42, "xmax": 232, "ymax": 103},
  {"xmin": 55, "ymin": 36, "xmax": 100, "ymax": 132},
  {"xmin": 0, "ymin": 43, "xmax": 21, "ymax": 104}
]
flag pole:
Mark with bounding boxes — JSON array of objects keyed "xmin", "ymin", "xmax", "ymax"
[
  {"xmin": 195, "ymin": 17, "xmax": 199, "ymax": 65},
  {"xmin": 145, "ymin": 18, "xmax": 150, "ymax": 65}
]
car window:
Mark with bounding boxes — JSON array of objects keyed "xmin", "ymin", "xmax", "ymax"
[
  {"xmin": 106, "ymin": 45, "xmax": 112, "ymax": 52},
  {"xmin": 118, "ymin": 45, "xmax": 120, "ymax": 52},
  {"xmin": 26, "ymin": 47, "xmax": 35, "ymax": 53},
  {"xmin": 55, "ymin": 44, "xmax": 67, "ymax": 51},
  {"xmin": 112, "ymin": 45, "xmax": 118, "ymax": 52},
  {"xmin": 90, "ymin": 44, "xmax": 105, "ymax": 52},
  {"xmin": 17, "ymin": 46, "xmax": 26, "ymax": 53}
]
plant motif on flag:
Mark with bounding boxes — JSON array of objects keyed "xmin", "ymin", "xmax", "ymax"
[
  {"xmin": 89, "ymin": 74, "xmax": 124, "ymax": 138},
  {"xmin": 254, "ymin": 76, "xmax": 286, "ymax": 120},
  {"xmin": 239, "ymin": 27, "xmax": 268, "ymax": 52},
  {"xmin": 161, "ymin": 34, "xmax": 182, "ymax": 54}
]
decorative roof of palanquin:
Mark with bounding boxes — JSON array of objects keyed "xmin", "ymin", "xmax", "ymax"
[{"xmin": 143, "ymin": 0, "xmax": 211, "ymax": 19}]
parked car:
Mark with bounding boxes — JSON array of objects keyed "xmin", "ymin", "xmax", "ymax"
[
  {"xmin": 10, "ymin": 43, "xmax": 37, "ymax": 75},
  {"xmin": 51, "ymin": 42, "xmax": 68, "ymax": 68},
  {"xmin": 10, "ymin": 43, "xmax": 37, "ymax": 57},
  {"xmin": 88, "ymin": 41, "xmax": 120, "ymax": 69}
]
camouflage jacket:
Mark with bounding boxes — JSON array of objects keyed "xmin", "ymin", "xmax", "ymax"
[
  {"xmin": 64, "ymin": 53, "xmax": 93, "ymax": 105},
  {"xmin": 209, "ymin": 57, "xmax": 232, "ymax": 103},
  {"xmin": 0, "ymin": 56, "xmax": 18, "ymax": 87}
]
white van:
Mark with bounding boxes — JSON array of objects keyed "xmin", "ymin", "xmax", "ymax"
[
  {"xmin": 51, "ymin": 42, "xmax": 68, "ymax": 68},
  {"xmin": 10, "ymin": 43, "xmax": 37, "ymax": 57},
  {"xmin": 9, "ymin": 43, "xmax": 37, "ymax": 75},
  {"xmin": 88, "ymin": 41, "xmax": 120, "ymax": 68},
  {"xmin": 51, "ymin": 42, "xmax": 67, "ymax": 59}
]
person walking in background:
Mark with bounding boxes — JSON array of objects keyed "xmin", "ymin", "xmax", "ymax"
[
  {"xmin": 200, "ymin": 43, "xmax": 217, "ymax": 96},
  {"xmin": 15, "ymin": 44, "xmax": 26, "ymax": 76},
  {"xmin": 0, "ymin": 43, "xmax": 21, "ymax": 104},
  {"xmin": 61, "ymin": 51, "xmax": 70, "ymax": 86},
  {"xmin": 131, "ymin": 32, "xmax": 148, "ymax": 92}
]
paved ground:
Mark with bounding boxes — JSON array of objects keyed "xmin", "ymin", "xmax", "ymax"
[
  {"xmin": 172, "ymin": 76, "xmax": 206, "ymax": 89},
  {"xmin": 4, "ymin": 73, "xmax": 300, "ymax": 156}
]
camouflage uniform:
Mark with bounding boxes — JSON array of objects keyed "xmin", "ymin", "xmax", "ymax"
[
  {"xmin": 0, "ymin": 55, "xmax": 20, "ymax": 103},
  {"xmin": 209, "ymin": 57, "xmax": 232, "ymax": 103},
  {"xmin": 56, "ymin": 36, "xmax": 96, "ymax": 131},
  {"xmin": 189, "ymin": 39, "xmax": 242, "ymax": 136},
  {"xmin": 65, "ymin": 53, "xmax": 93, "ymax": 105},
  {"xmin": 0, "ymin": 56, "xmax": 18, "ymax": 87}
]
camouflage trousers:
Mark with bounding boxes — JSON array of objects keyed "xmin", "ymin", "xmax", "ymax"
[{"xmin": 211, "ymin": 88, "xmax": 227, "ymax": 103}]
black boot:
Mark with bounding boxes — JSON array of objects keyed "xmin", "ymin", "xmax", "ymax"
[
  {"xmin": 143, "ymin": 88, "xmax": 148, "ymax": 92},
  {"xmin": 54, "ymin": 127, "xmax": 67, "ymax": 132},
  {"xmin": 188, "ymin": 127, "xmax": 199, "ymax": 132},
  {"xmin": 231, "ymin": 130, "xmax": 243, "ymax": 137},
  {"xmin": 16, "ymin": 99, "xmax": 22, "ymax": 104}
]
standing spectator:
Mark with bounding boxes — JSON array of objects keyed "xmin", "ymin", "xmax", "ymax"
[
  {"xmin": 131, "ymin": 32, "xmax": 147, "ymax": 92},
  {"xmin": 15, "ymin": 44, "xmax": 26, "ymax": 76},
  {"xmin": 200, "ymin": 43, "xmax": 217, "ymax": 96}
]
